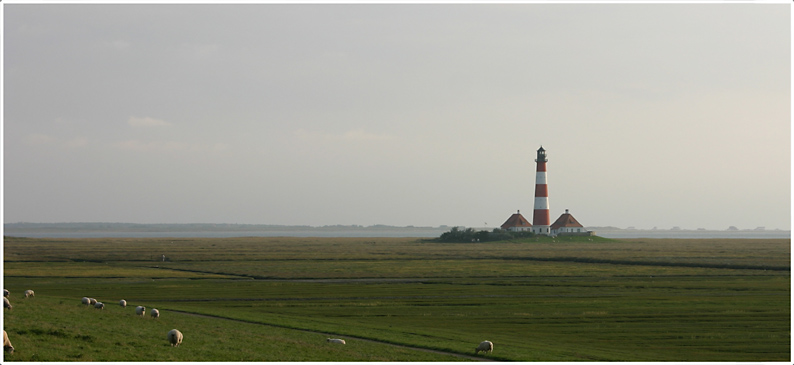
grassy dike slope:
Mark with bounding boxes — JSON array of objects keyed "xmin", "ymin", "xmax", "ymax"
[
  {"xmin": 3, "ymin": 236, "xmax": 790, "ymax": 361},
  {"xmin": 2, "ymin": 295, "xmax": 466, "ymax": 362}
]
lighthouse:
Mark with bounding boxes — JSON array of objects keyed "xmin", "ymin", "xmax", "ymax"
[{"xmin": 532, "ymin": 146, "xmax": 551, "ymax": 235}]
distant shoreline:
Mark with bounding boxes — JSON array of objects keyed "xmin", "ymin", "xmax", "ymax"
[{"xmin": 3, "ymin": 222, "xmax": 790, "ymax": 239}]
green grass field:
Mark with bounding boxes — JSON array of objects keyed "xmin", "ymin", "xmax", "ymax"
[{"xmin": 3, "ymin": 236, "xmax": 790, "ymax": 361}]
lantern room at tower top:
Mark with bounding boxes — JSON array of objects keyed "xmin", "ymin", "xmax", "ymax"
[{"xmin": 535, "ymin": 146, "xmax": 547, "ymax": 163}]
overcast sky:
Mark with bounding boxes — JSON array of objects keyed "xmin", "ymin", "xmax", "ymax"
[{"xmin": 3, "ymin": 3, "xmax": 790, "ymax": 230}]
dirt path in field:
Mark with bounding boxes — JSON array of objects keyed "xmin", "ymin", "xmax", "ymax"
[{"xmin": 167, "ymin": 309, "xmax": 499, "ymax": 362}]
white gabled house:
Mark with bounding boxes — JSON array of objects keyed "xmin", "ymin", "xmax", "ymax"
[{"xmin": 550, "ymin": 209, "xmax": 593, "ymax": 236}]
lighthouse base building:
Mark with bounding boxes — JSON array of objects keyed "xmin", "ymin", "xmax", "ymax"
[
  {"xmin": 500, "ymin": 210, "xmax": 532, "ymax": 232},
  {"xmin": 501, "ymin": 209, "xmax": 594, "ymax": 236},
  {"xmin": 550, "ymin": 209, "xmax": 594, "ymax": 236}
]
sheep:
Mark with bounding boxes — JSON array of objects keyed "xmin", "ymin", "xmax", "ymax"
[
  {"xmin": 475, "ymin": 340, "xmax": 493, "ymax": 355},
  {"xmin": 3, "ymin": 297, "xmax": 11, "ymax": 310},
  {"xmin": 89, "ymin": 298, "xmax": 97, "ymax": 305},
  {"xmin": 135, "ymin": 306, "xmax": 146, "ymax": 316},
  {"xmin": 151, "ymin": 308, "xmax": 159, "ymax": 319},
  {"xmin": 24, "ymin": 290, "xmax": 34, "ymax": 298},
  {"xmin": 167, "ymin": 329, "xmax": 183, "ymax": 347},
  {"xmin": 95, "ymin": 302, "xmax": 105, "ymax": 310},
  {"xmin": 3, "ymin": 289, "xmax": 8, "ymax": 297},
  {"xmin": 326, "ymin": 338, "xmax": 346, "ymax": 344},
  {"xmin": 3, "ymin": 330, "xmax": 13, "ymax": 354},
  {"xmin": 119, "ymin": 299, "xmax": 127, "ymax": 308},
  {"xmin": 82, "ymin": 297, "xmax": 91, "ymax": 306}
]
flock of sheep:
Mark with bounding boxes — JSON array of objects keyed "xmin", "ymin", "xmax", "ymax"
[
  {"xmin": 4, "ymin": 288, "xmax": 495, "ymax": 358},
  {"xmin": 77, "ymin": 296, "xmax": 164, "ymax": 320},
  {"xmin": 3, "ymin": 288, "xmax": 183, "ymax": 355},
  {"xmin": 78, "ymin": 296, "xmax": 180, "ymax": 346}
]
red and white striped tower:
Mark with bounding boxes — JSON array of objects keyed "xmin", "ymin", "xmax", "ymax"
[{"xmin": 532, "ymin": 146, "xmax": 550, "ymax": 235}]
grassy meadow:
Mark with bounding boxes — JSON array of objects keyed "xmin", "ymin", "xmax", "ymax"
[{"xmin": 3, "ymin": 235, "xmax": 790, "ymax": 361}]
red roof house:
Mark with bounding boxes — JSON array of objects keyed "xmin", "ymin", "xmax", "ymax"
[
  {"xmin": 501, "ymin": 210, "xmax": 532, "ymax": 232},
  {"xmin": 550, "ymin": 209, "xmax": 589, "ymax": 235}
]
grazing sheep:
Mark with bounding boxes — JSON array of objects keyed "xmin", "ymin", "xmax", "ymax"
[
  {"xmin": 82, "ymin": 297, "xmax": 91, "ymax": 306},
  {"xmin": 3, "ymin": 330, "xmax": 13, "ymax": 354},
  {"xmin": 475, "ymin": 340, "xmax": 493, "ymax": 355},
  {"xmin": 3, "ymin": 297, "xmax": 11, "ymax": 310},
  {"xmin": 3, "ymin": 289, "xmax": 8, "ymax": 297},
  {"xmin": 119, "ymin": 299, "xmax": 127, "ymax": 308},
  {"xmin": 89, "ymin": 298, "xmax": 97, "ymax": 305},
  {"xmin": 24, "ymin": 290, "xmax": 34, "ymax": 298},
  {"xmin": 135, "ymin": 306, "xmax": 146, "ymax": 316},
  {"xmin": 326, "ymin": 338, "xmax": 346, "ymax": 344},
  {"xmin": 94, "ymin": 302, "xmax": 105, "ymax": 310},
  {"xmin": 151, "ymin": 308, "xmax": 159, "ymax": 319},
  {"xmin": 167, "ymin": 329, "xmax": 183, "ymax": 347}
]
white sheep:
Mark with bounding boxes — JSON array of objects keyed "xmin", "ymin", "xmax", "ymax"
[
  {"xmin": 475, "ymin": 340, "xmax": 493, "ymax": 355},
  {"xmin": 119, "ymin": 299, "xmax": 127, "ymax": 308},
  {"xmin": 167, "ymin": 329, "xmax": 183, "ymax": 347},
  {"xmin": 94, "ymin": 302, "xmax": 105, "ymax": 310},
  {"xmin": 3, "ymin": 289, "xmax": 8, "ymax": 297},
  {"xmin": 89, "ymin": 298, "xmax": 97, "ymax": 305},
  {"xmin": 24, "ymin": 290, "xmax": 34, "ymax": 298},
  {"xmin": 151, "ymin": 308, "xmax": 159, "ymax": 319},
  {"xmin": 82, "ymin": 297, "xmax": 90, "ymax": 306},
  {"xmin": 135, "ymin": 306, "xmax": 146, "ymax": 316},
  {"xmin": 3, "ymin": 297, "xmax": 11, "ymax": 310},
  {"xmin": 326, "ymin": 338, "xmax": 346, "ymax": 344},
  {"xmin": 3, "ymin": 330, "xmax": 13, "ymax": 354}
]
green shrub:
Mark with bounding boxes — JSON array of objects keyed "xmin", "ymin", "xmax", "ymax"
[{"xmin": 437, "ymin": 227, "xmax": 535, "ymax": 242}]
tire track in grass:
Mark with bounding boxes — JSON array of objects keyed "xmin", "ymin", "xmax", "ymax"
[{"xmin": 167, "ymin": 309, "xmax": 499, "ymax": 362}]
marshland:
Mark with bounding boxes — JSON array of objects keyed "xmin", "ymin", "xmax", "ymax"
[{"xmin": 3, "ymin": 235, "xmax": 790, "ymax": 361}]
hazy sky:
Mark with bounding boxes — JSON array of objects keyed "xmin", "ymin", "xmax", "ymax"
[{"xmin": 3, "ymin": 3, "xmax": 791, "ymax": 230}]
